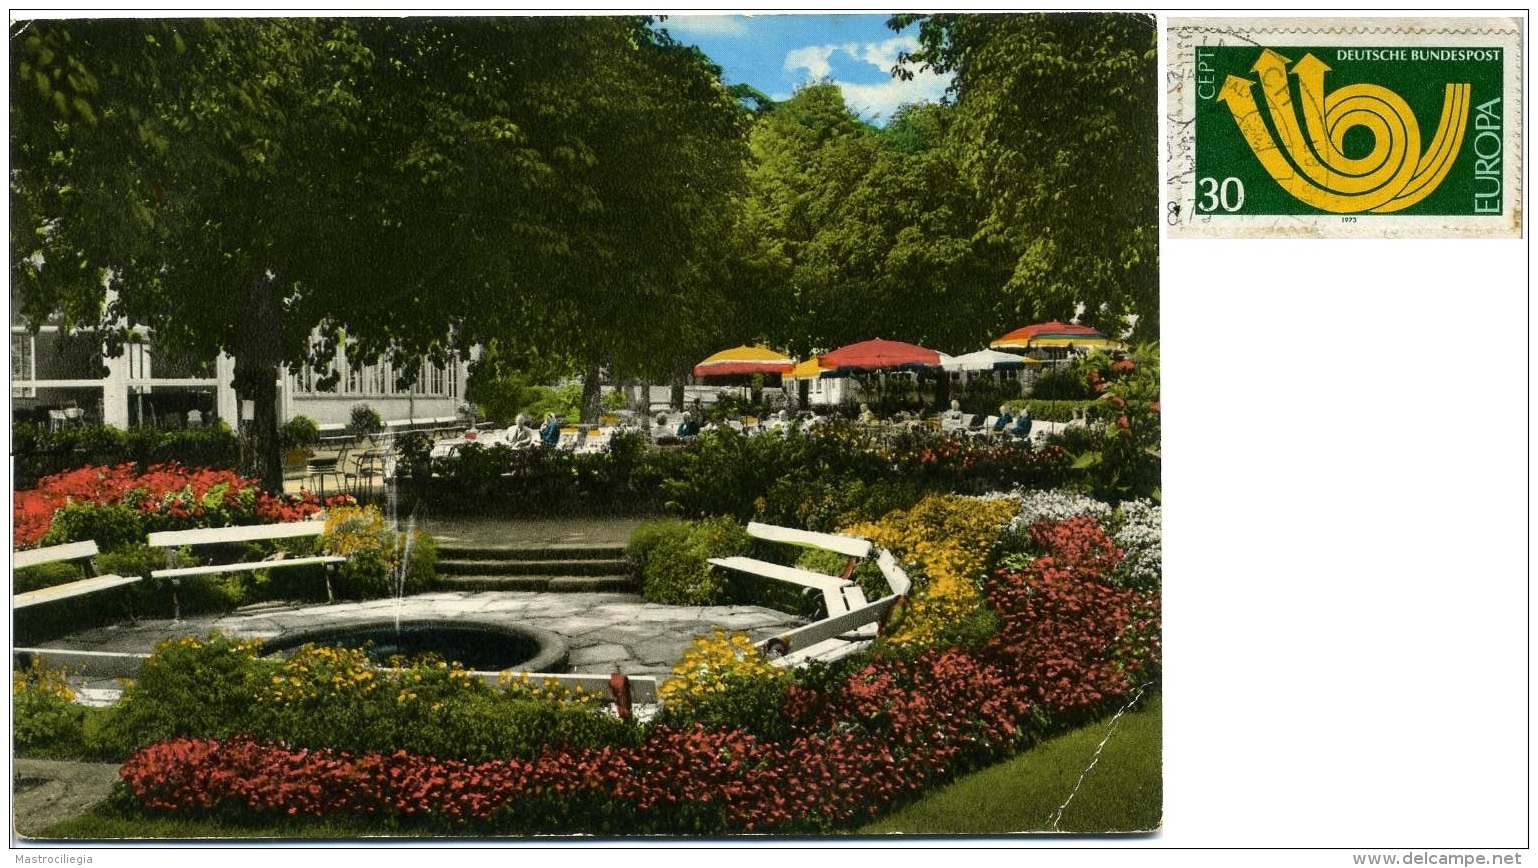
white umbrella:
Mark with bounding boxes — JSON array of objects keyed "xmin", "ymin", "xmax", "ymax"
[{"xmin": 941, "ymin": 349, "xmax": 1036, "ymax": 372}]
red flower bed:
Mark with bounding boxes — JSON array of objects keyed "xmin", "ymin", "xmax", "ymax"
[
  {"xmin": 118, "ymin": 514, "xmax": 1159, "ymax": 833},
  {"xmin": 13, "ymin": 462, "xmax": 350, "ymax": 548},
  {"xmin": 986, "ymin": 516, "xmax": 1161, "ymax": 714}
]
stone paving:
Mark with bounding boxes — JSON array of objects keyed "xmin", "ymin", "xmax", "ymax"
[{"xmin": 36, "ymin": 590, "xmax": 806, "ymax": 697}]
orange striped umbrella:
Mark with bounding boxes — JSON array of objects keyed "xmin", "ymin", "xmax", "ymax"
[{"xmin": 692, "ymin": 345, "xmax": 795, "ymax": 377}]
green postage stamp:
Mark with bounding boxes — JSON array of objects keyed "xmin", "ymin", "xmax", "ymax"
[{"xmin": 1167, "ymin": 17, "xmax": 1522, "ymax": 237}]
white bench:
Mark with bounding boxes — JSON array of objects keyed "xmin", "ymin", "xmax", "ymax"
[
  {"xmin": 147, "ymin": 520, "xmax": 347, "ymax": 605},
  {"xmin": 555, "ymin": 426, "xmax": 583, "ymax": 451},
  {"xmin": 575, "ymin": 427, "xmax": 613, "ymax": 454},
  {"xmin": 12, "ymin": 540, "xmax": 140, "ymax": 609},
  {"xmin": 756, "ymin": 548, "xmax": 913, "ymax": 668},
  {"xmin": 709, "ymin": 523, "xmax": 878, "ymax": 618}
]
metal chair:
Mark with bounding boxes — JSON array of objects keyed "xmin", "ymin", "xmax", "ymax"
[{"xmin": 305, "ymin": 445, "xmax": 349, "ymax": 496}]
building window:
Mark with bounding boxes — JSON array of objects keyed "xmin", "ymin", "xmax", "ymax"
[
  {"xmin": 11, "ymin": 333, "xmax": 35, "ymax": 397},
  {"xmin": 293, "ymin": 352, "xmax": 457, "ymax": 399}
]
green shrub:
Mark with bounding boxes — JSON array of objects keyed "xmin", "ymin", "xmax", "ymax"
[
  {"xmin": 89, "ymin": 633, "xmax": 269, "ymax": 757},
  {"xmin": 391, "ymin": 693, "xmax": 640, "ymax": 761},
  {"xmin": 93, "ymin": 543, "xmax": 171, "ymax": 580},
  {"xmin": 656, "ymin": 628, "xmax": 793, "ymax": 740},
  {"xmin": 393, "ymin": 431, "xmax": 434, "ymax": 482},
  {"xmin": 322, "ymin": 505, "xmax": 438, "ymax": 600},
  {"xmin": 12, "ymin": 658, "xmax": 88, "ymax": 756},
  {"xmin": 83, "ymin": 635, "xmax": 639, "ymax": 763},
  {"xmin": 39, "ymin": 502, "xmax": 145, "ymax": 551},
  {"xmin": 173, "ymin": 573, "xmax": 249, "ymax": 615},
  {"xmin": 347, "ymin": 403, "xmax": 384, "ymax": 438},
  {"xmin": 654, "ymin": 672, "xmax": 793, "ymax": 742},
  {"xmin": 278, "ymin": 415, "xmax": 321, "ymax": 450},
  {"xmin": 627, "ymin": 520, "xmax": 690, "ymax": 587},
  {"xmin": 1019, "ymin": 399, "xmax": 1095, "ymax": 423},
  {"xmin": 519, "ymin": 384, "xmax": 583, "ymax": 426},
  {"xmin": 12, "ymin": 559, "xmax": 86, "ymax": 594},
  {"xmin": 627, "ymin": 516, "xmax": 747, "ymax": 605},
  {"xmin": 12, "ymin": 422, "xmax": 240, "ymax": 488},
  {"xmin": 1030, "ymin": 365, "xmax": 1096, "ymax": 400}
]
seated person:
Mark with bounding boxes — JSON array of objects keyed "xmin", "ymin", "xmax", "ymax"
[
  {"xmin": 993, "ymin": 404, "xmax": 1013, "ymax": 432},
  {"xmin": 857, "ymin": 403, "xmax": 878, "ymax": 424},
  {"xmin": 940, "ymin": 399, "xmax": 965, "ymax": 427},
  {"xmin": 1007, "ymin": 408, "xmax": 1033, "ymax": 439},
  {"xmin": 539, "ymin": 413, "xmax": 563, "ymax": 447},
  {"xmin": 505, "ymin": 414, "xmax": 537, "ymax": 448},
  {"xmin": 676, "ymin": 413, "xmax": 700, "ymax": 437}
]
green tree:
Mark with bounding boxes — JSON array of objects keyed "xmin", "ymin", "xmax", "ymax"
[
  {"xmin": 892, "ymin": 13, "xmax": 1159, "ymax": 341},
  {"xmin": 11, "ymin": 17, "xmax": 749, "ymax": 486},
  {"xmin": 734, "ymin": 86, "xmax": 1005, "ymax": 357}
]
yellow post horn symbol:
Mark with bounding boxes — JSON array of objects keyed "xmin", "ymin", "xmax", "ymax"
[{"xmin": 1217, "ymin": 49, "xmax": 1471, "ymax": 213}]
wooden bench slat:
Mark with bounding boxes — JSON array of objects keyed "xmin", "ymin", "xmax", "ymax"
[
  {"xmin": 771, "ymin": 636, "xmax": 874, "ymax": 669},
  {"xmin": 152, "ymin": 555, "xmax": 346, "ymax": 580},
  {"xmin": 12, "ymin": 540, "xmax": 102, "ymax": 571},
  {"xmin": 842, "ymin": 585, "xmax": 869, "ymax": 611},
  {"xmin": 14, "ymin": 574, "xmax": 137, "ymax": 609},
  {"xmin": 708, "ymin": 556, "xmax": 850, "ymax": 593},
  {"xmin": 756, "ymin": 594, "xmax": 897, "ymax": 658},
  {"xmin": 147, "ymin": 520, "xmax": 330, "ymax": 548},
  {"xmin": 744, "ymin": 522, "xmax": 872, "ymax": 559},
  {"xmin": 876, "ymin": 550, "xmax": 913, "ymax": 596}
]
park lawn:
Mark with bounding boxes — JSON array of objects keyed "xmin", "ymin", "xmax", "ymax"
[{"xmin": 857, "ymin": 691, "xmax": 1162, "ymax": 836}]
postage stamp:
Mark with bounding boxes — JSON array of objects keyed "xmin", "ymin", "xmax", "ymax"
[{"xmin": 1167, "ymin": 17, "xmax": 1523, "ymax": 238}]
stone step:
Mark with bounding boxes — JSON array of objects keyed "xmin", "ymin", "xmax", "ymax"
[
  {"xmin": 438, "ymin": 574, "xmax": 636, "ymax": 593},
  {"xmin": 435, "ymin": 544, "xmax": 626, "ymax": 562},
  {"xmin": 437, "ymin": 557, "xmax": 629, "ymax": 577}
]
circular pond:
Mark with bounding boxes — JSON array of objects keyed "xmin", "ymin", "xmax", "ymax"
[{"xmin": 261, "ymin": 619, "xmax": 568, "ymax": 673}]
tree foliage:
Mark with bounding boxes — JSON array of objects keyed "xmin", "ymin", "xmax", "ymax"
[
  {"xmin": 733, "ymin": 86, "xmax": 1007, "ymax": 357},
  {"xmin": 11, "ymin": 17, "xmax": 748, "ymax": 485},
  {"xmin": 892, "ymin": 12, "xmax": 1159, "ymax": 340}
]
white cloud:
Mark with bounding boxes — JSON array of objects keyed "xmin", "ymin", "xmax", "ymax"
[
  {"xmin": 835, "ymin": 69, "xmax": 952, "ymax": 124},
  {"xmin": 662, "ymin": 15, "xmax": 750, "ymax": 38},
  {"xmin": 784, "ymin": 44, "xmax": 837, "ymax": 79},
  {"xmin": 785, "ymin": 35, "xmax": 919, "ymax": 81},
  {"xmin": 779, "ymin": 35, "xmax": 949, "ymax": 124},
  {"xmin": 857, "ymin": 35, "xmax": 918, "ymax": 71}
]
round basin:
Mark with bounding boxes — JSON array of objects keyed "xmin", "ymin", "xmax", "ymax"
[{"xmin": 260, "ymin": 619, "xmax": 568, "ymax": 673}]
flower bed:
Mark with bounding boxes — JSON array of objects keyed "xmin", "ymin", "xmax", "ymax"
[
  {"xmin": 13, "ymin": 462, "xmax": 349, "ymax": 550},
  {"xmin": 112, "ymin": 507, "xmax": 1160, "ymax": 835}
]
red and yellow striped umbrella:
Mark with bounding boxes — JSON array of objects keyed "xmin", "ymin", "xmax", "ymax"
[
  {"xmin": 991, "ymin": 320, "xmax": 1123, "ymax": 351},
  {"xmin": 692, "ymin": 345, "xmax": 795, "ymax": 378}
]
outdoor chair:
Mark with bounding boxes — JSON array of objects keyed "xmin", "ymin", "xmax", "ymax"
[
  {"xmin": 346, "ymin": 449, "xmax": 389, "ymax": 496},
  {"xmin": 305, "ymin": 445, "xmax": 350, "ymax": 495}
]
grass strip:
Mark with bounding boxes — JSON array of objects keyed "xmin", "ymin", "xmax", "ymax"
[{"xmin": 857, "ymin": 691, "xmax": 1161, "ymax": 835}]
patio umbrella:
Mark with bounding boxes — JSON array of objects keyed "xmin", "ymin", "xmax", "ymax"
[
  {"xmin": 991, "ymin": 320, "xmax": 1123, "ymax": 351},
  {"xmin": 819, "ymin": 338, "xmax": 943, "ymax": 373},
  {"xmin": 692, "ymin": 345, "xmax": 795, "ymax": 378},
  {"xmin": 942, "ymin": 349, "xmax": 1039, "ymax": 372},
  {"xmin": 783, "ymin": 357, "xmax": 829, "ymax": 380}
]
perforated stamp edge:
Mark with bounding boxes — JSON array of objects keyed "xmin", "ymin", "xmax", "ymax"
[{"xmin": 1166, "ymin": 16, "xmax": 1523, "ymax": 239}]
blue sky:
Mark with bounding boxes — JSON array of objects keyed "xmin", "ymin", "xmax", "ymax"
[{"xmin": 655, "ymin": 13, "xmax": 952, "ymax": 125}]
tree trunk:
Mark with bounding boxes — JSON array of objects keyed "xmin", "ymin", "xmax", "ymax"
[
  {"xmin": 670, "ymin": 354, "xmax": 686, "ymax": 411},
  {"xmin": 233, "ymin": 273, "xmax": 285, "ymax": 493},
  {"xmin": 581, "ymin": 360, "xmax": 602, "ymax": 424}
]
